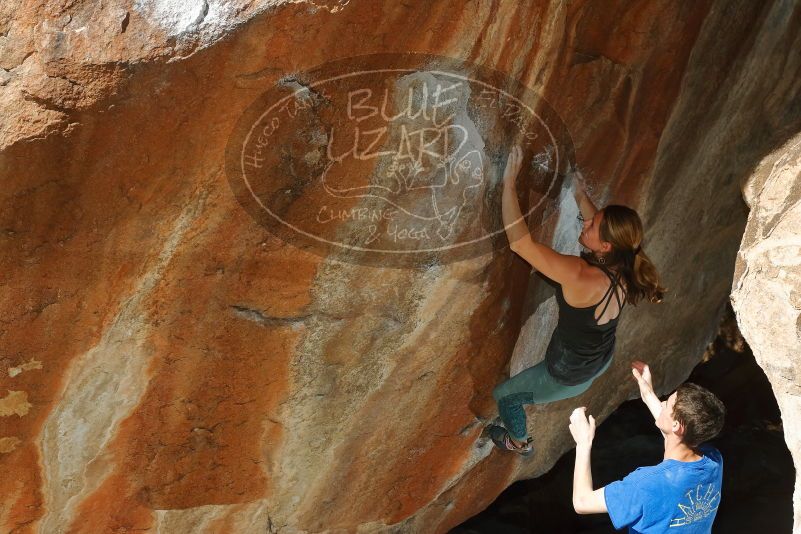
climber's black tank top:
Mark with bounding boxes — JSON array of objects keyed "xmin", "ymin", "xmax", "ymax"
[{"xmin": 546, "ymin": 264, "xmax": 626, "ymax": 385}]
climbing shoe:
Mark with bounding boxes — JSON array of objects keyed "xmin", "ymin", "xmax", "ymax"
[{"xmin": 487, "ymin": 425, "xmax": 534, "ymax": 456}]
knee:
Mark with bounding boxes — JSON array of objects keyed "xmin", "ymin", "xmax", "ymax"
[{"xmin": 492, "ymin": 383, "xmax": 507, "ymax": 402}]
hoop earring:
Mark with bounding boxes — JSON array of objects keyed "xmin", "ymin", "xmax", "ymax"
[{"xmin": 598, "ymin": 256, "xmax": 606, "ymax": 264}]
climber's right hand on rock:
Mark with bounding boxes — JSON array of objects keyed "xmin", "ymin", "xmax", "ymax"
[{"xmin": 567, "ymin": 165, "xmax": 587, "ymax": 193}]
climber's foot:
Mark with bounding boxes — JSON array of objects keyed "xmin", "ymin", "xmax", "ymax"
[{"xmin": 487, "ymin": 425, "xmax": 533, "ymax": 456}]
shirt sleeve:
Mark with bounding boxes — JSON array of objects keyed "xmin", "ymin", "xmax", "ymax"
[{"xmin": 604, "ymin": 469, "xmax": 647, "ymax": 530}]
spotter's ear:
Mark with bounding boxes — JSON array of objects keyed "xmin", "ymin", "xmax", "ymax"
[{"xmin": 673, "ymin": 420, "xmax": 686, "ymax": 438}]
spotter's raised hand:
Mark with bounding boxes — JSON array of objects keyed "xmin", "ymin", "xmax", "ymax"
[{"xmin": 568, "ymin": 406, "xmax": 596, "ymax": 447}]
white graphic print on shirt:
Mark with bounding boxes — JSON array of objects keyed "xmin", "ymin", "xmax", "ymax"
[{"xmin": 669, "ymin": 483, "xmax": 721, "ymax": 528}]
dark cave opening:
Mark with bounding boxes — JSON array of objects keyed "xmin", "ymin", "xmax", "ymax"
[{"xmin": 452, "ymin": 304, "xmax": 794, "ymax": 534}]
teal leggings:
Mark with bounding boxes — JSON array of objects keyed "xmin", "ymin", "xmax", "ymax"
[{"xmin": 492, "ymin": 356, "xmax": 612, "ymax": 441}]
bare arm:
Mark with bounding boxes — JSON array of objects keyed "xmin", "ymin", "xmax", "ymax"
[
  {"xmin": 570, "ymin": 408, "xmax": 608, "ymax": 514},
  {"xmin": 501, "ymin": 145, "xmax": 532, "ymax": 250},
  {"xmin": 632, "ymin": 361, "xmax": 667, "ymax": 438},
  {"xmin": 569, "ymin": 168, "xmax": 598, "ymax": 222},
  {"xmin": 502, "ymin": 146, "xmax": 584, "ymax": 284},
  {"xmin": 573, "ymin": 446, "xmax": 608, "ymax": 514}
]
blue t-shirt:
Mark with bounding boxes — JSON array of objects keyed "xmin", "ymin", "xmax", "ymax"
[{"xmin": 604, "ymin": 445, "xmax": 723, "ymax": 533}]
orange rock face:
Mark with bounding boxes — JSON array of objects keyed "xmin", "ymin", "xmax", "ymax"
[{"xmin": 1, "ymin": 0, "xmax": 799, "ymax": 532}]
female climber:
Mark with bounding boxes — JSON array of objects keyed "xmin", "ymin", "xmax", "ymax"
[{"xmin": 487, "ymin": 144, "xmax": 665, "ymax": 455}]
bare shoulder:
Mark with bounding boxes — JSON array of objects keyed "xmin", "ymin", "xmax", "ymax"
[
  {"xmin": 557, "ymin": 256, "xmax": 597, "ymax": 294},
  {"xmin": 558, "ymin": 253, "xmax": 592, "ymax": 283},
  {"xmin": 576, "ymin": 258, "xmax": 609, "ymax": 285},
  {"xmin": 563, "ymin": 260, "xmax": 617, "ymax": 304}
]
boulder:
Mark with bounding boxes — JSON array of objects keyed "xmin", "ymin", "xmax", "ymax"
[
  {"xmin": 732, "ymin": 131, "xmax": 801, "ymax": 532},
  {"xmin": 0, "ymin": 1, "xmax": 799, "ymax": 532}
]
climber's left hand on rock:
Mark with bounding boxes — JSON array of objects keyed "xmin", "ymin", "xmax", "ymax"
[
  {"xmin": 503, "ymin": 144, "xmax": 523, "ymax": 187},
  {"xmin": 569, "ymin": 407, "xmax": 596, "ymax": 448}
]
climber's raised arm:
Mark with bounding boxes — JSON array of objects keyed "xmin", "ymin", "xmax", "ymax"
[
  {"xmin": 502, "ymin": 145, "xmax": 584, "ymax": 284},
  {"xmin": 632, "ymin": 361, "xmax": 667, "ymax": 438},
  {"xmin": 569, "ymin": 167, "xmax": 598, "ymax": 222}
]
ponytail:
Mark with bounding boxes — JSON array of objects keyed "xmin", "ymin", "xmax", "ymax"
[
  {"xmin": 596, "ymin": 205, "xmax": 666, "ymax": 305},
  {"xmin": 630, "ymin": 248, "xmax": 666, "ymax": 304}
]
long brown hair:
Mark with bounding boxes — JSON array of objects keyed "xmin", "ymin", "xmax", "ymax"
[{"xmin": 584, "ymin": 204, "xmax": 666, "ymax": 305}]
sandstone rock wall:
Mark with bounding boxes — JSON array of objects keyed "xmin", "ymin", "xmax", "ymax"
[
  {"xmin": 0, "ymin": 1, "xmax": 799, "ymax": 533},
  {"xmin": 732, "ymin": 131, "xmax": 801, "ymax": 532}
]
